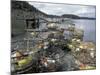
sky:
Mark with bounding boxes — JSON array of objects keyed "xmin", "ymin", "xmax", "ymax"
[{"xmin": 28, "ymin": 1, "xmax": 96, "ymax": 18}]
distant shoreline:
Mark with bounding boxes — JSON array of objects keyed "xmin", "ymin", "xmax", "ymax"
[{"xmin": 72, "ymin": 17, "xmax": 96, "ymax": 20}]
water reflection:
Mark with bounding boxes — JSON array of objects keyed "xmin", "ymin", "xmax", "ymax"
[{"xmin": 73, "ymin": 19, "xmax": 96, "ymax": 43}]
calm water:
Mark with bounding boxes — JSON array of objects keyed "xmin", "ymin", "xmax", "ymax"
[
  {"xmin": 73, "ymin": 19, "xmax": 96, "ymax": 43},
  {"xmin": 60, "ymin": 19, "xmax": 96, "ymax": 43}
]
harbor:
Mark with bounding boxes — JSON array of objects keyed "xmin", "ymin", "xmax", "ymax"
[{"xmin": 11, "ymin": 1, "xmax": 96, "ymax": 74}]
